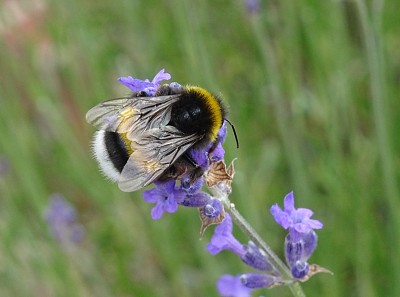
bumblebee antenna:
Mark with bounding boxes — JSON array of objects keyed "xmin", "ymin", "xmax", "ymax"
[{"xmin": 225, "ymin": 119, "xmax": 239, "ymax": 149}]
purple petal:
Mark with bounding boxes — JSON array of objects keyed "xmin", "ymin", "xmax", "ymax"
[
  {"xmin": 150, "ymin": 203, "xmax": 164, "ymax": 220},
  {"xmin": 143, "ymin": 188, "xmax": 163, "ymax": 203},
  {"xmin": 209, "ymin": 142, "xmax": 225, "ymax": 162},
  {"xmin": 218, "ymin": 121, "xmax": 228, "ymax": 143},
  {"xmin": 143, "ymin": 180, "xmax": 182, "ymax": 219},
  {"xmin": 306, "ymin": 218, "xmax": 323, "ymax": 229},
  {"xmin": 217, "ymin": 275, "xmax": 252, "ymax": 297},
  {"xmin": 293, "ymin": 223, "xmax": 312, "ymax": 234},
  {"xmin": 270, "ymin": 204, "xmax": 291, "ymax": 229},
  {"xmin": 283, "ymin": 191, "xmax": 295, "ymax": 213},
  {"xmin": 296, "ymin": 207, "xmax": 314, "ymax": 218},
  {"xmin": 206, "ymin": 214, "xmax": 246, "ymax": 256},
  {"xmin": 151, "ymin": 69, "xmax": 171, "ymax": 85},
  {"xmin": 271, "ymin": 192, "xmax": 323, "ymax": 233},
  {"xmin": 188, "ymin": 147, "xmax": 209, "ymax": 169},
  {"xmin": 117, "ymin": 76, "xmax": 154, "ymax": 92},
  {"xmin": 164, "ymin": 196, "xmax": 178, "ymax": 213}
]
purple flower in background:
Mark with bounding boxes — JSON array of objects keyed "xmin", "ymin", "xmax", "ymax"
[
  {"xmin": 118, "ymin": 69, "xmax": 171, "ymax": 96},
  {"xmin": 0, "ymin": 155, "xmax": 10, "ymax": 178},
  {"xmin": 44, "ymin": 194, "xmax": 84, "ymax": 247},
  {"xmin": 245, "ymin": 0, "xmax": 261, "ymax": 14},
  {"xmin": 270, "ymin": 191, "xmax": 323, "ymax": 242},
  {"xmin": 143, "ymin": 179, "xmax": 185, "ymax": 220}
]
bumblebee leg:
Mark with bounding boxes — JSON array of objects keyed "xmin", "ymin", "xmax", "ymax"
[
  {"xmin": 182, "ymin": 153, "xmax": 199, "ymax": 168},
  {"xmin": 134, "ymin": 90, "xmax": 148, "ymax": 97}
]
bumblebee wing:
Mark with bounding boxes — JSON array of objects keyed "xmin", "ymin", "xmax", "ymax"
[
  {"xmin": 85, "ymin": 95, "xmax": 181, "ymax": 133},
  {"xmin": 118, "ymin": 126, "xmax": 199, "ymax": 192}
]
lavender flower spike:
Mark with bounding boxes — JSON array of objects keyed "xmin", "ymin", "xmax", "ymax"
[{"xmin": 270, "ymin": 191, "xmax": 323, "ymax": 242}]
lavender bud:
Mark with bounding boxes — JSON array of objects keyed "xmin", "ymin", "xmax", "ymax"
[
  {"xmin": 285, "ymin": 230, "xmax": 317, "ymax": 278},
  {"xmin": 204, "ymin": 198, "xmax": 223, "ymax": 218},
  {"xmin": 291, "ymin": 261, "xmax": 310, "ymax": 279},
  {"xmin": 241, "ymin": 241, "xmax": 275, "ymax": 271},
  {"xmin": 240, "ymin": 273, "xmax": 278, "ymax": 289}
]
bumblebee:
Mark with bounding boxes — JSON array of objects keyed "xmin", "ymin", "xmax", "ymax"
[{"xmin": 86, "ymin": 83, "xmax": 230, "ymax": 192}]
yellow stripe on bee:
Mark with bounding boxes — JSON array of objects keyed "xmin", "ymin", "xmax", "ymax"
[
  {"xmin": 119, "ymin": 133, "xmax": 134, "ymax": 155},
  {"xmin": 117, "ymin": 107, "xmax": 138, "ymax": 155},
  {"xmin": 186, "ymin": 86, "xmax": 223, "ymax": 142}
]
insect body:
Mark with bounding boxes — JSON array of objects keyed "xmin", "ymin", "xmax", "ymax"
[{"xmin": 86, "ymin": 83, "xmax": 227, "ymax": 192}]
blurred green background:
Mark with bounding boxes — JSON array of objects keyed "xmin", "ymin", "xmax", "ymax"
[{"xmin": 1, "ymin": 0, "xmax": 399, "ymax": 296}]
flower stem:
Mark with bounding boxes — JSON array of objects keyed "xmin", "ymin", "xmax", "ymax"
[{"xmin": 213, "ymin": 187, "xmax": 305, "ymax": 297}]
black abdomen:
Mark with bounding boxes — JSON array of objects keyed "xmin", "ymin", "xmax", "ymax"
[{"xmin": 104, "ymin": 131, "xmax": 130, "ymax": 173}]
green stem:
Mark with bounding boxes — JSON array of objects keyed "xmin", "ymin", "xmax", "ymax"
[{"xmin": 210, "ymin": 186, "xmax": 305, "ymax": 297}]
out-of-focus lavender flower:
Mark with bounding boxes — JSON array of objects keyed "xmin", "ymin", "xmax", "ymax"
[
  {"xmin": 270, "ymin": 191, "xmax": 323, "ymax": 242},
  {"xmin": 118, "ymin": 69, "xmax": 171, "ymax": 96},
  {"xmin": 44, "ymin": 194, "xmax": 84, "ymax": 247},
  {"xmin": 0, "ymin": 155, "xmax": 10, "ymax": 178},
  {"xmin": 142, "ymin": 179, "xmax": 186, "ymax": 220},
  {"xmin": 217, "ymin": 275, "xmax": 252, "ymax": 297},
  {"xmin": 245, "ymin": 0, "xmax": 261, "ymax": 14}
]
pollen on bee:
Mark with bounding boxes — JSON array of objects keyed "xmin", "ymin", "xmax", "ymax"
[
  {"xmin": 120, "ymin": 107, "xmax": 137, "ymax": 119},
  {"xmin": 143, "ymin": 160, "xmax": 162, "ymax": 173}
]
